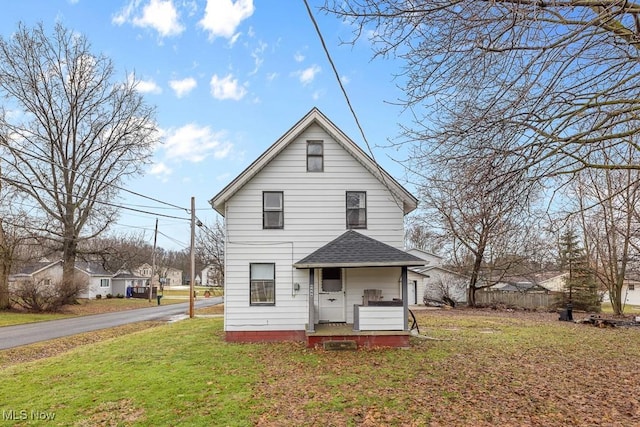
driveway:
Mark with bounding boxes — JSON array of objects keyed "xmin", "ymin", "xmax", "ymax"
[{"xmin": 0, "ymin": 297, "xmax": 223, "ymax": 350}]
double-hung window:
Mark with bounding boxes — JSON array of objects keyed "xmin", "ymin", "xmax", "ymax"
[
  {"xmin": 307, "ymin": 140, "xmax": 323, "ymax": 172},
  {"xmin": 346, "ymin": 191, "xmax": 367, "ymax": 229},
  {"xmin": 250, "ymin": 263, "xmax": 275, "ymax": 305},
  {"xmin": 100, "ymin": 278, "xmax": 110, "ymax": 288},
  {"xmin": 263, "ymin": 191, "xmax": 283, "ymax": 229}
]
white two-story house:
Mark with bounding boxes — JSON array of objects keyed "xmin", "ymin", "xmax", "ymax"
[{"xmin": 210, "ymin": 108, "xmax": 424, "ymax": 348}]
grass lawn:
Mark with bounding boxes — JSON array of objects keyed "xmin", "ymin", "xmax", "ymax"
[{"xmin": 1, "ymin": 309, "xmax": 639, "ymax": 426}]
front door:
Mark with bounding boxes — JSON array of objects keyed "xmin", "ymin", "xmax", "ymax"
[{"xmin": 318, "ymin": 268, "xmax": 345, "ymax": 322}]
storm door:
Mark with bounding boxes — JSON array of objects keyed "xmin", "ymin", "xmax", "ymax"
[{"xmin": 318, "ymin": 268, "xmax": 345, "ymax": 322}]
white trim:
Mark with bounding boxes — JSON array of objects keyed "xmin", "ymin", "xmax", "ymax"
[{"xmin": 210, "ymin": 108, "xmax": 417, "ymax": 216}]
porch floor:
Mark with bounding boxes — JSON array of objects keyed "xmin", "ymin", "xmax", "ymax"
[{"xmin": 305, "ymin": 323, "xmax": 410, "ymax": 348}]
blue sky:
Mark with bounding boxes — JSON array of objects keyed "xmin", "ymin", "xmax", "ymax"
[{"xmin": 0, "ymin": 0, "xmax": 412, "ymax": 251}]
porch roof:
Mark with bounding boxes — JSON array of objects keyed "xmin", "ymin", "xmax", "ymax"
[{"xmin": 293, "ymin": 230, "xmax": 426, "ymax": 269}]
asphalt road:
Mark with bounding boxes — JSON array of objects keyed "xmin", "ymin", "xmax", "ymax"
[{"xmin": 0, "ymin": 297, "xmax": 223, "ymax": 350}]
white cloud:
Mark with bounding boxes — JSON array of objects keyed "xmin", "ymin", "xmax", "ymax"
[
  {"xmin": 296, "ymin": 65, "xmax": 321, "ymax": 86},
  {"xmin": 209, "ymin": 74, "xmax": 247, "ymax": 100},
  {"xmin": 113, "ymin": 0, "xmax": 184, "ymax": 38},
  {"xmin": 250, "ymin": 40, "xmax": 267, "ymax": 75},
  {"xmin": 169, "ymin": 77, "xmax": 197, "ymax": 98},
  {"xmin": 163, "ymin": 123, "xmax": 233, "ymax": 163},
  {"xmin": 149, "ymin": 162, "xmax": 173, "ymax": 181},
  {"xmin": 340, "ymin": 75, "xmax": 351, "ymax": 85},
  {"xmin": 294, "ymin": 52, "xmax": 305, "ymax": 62},
  {"xmin": 136, "ymin": 78, "xmax": 162, "ymax": 94},
  {"xmin": 266, "ymin": 72, "xmax": 278, "ymax": 82},
  {"xmin": 198, "ymin": 0, "xmax": 254, "ymax": 41}
]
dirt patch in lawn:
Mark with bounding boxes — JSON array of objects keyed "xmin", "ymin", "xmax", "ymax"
[{"xmin": 251, "ymin": 308, "xmax": 640, "ymax": 426}]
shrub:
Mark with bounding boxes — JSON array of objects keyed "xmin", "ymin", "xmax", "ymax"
[
  {"xmin": 106, "ymin": 293, "xmax": 113, "ymax": 299},
  {"xmin": 95, "ymin": 294, "xmax": 102, "ymax": 300},
  {"xmin": 9, "ymin": 278, "xmax": 88, "ymax": 312},
  {"xmin": 116, "ymin": 293, "xmax": 124, "ymax": 299}
]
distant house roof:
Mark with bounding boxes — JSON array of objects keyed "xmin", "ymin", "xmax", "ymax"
[
  {"xmin": 494, "ymin": 281, "xmax": 547, "ymax": 292},
  {"xmin": 293, "ymin": 230, "xmax": 426, "ymax": 269},
  {"xmin": 11, "ymin": 259, "xmax": 113, "ymax": 278},
  {"xmin": 412, "ymin": 265, "xmax": 468, "ymax": 278},
  {"xmin": 210, "ymin": 107, "xmax": 418, "ymax": 216},
  {"xmin": 75, "ymin": 260, "xmax": 112, "ymax": 276},
  {"xmin": 112, "ymin": 271, "xmax": 147, "ymax": 280},
  {"xmin": 12, "ymin": 260, "xmax": 61, "ymax": 277}
]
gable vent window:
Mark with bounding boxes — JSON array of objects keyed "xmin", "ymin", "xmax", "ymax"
[
  {"xmin": 263, "ymin": 191, "xmax": 284, "ymax": 229},
  {"xmin": 307, "ymin": 140, "xmax": 324, "ymax": 172},
  {"xmin": 346, "ymin": 191, "xmax": 367, "ymax": 229}
]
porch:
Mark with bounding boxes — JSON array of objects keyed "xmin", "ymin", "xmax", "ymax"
[{"xmin": 306, "ymin": 322, "xmax": 411, "ymax": 349}]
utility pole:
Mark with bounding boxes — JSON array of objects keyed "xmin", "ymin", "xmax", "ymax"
[
  {"xmin": 149, "ymin": 218, "xmax": 158, "ymax": 303},
  {"xmin": 189, "ymin": 197, "xmax": 195, "ymax": 318}
]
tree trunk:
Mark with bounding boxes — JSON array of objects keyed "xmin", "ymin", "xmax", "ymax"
[
  {"xmin": 0, "ymin": 219, "xmax": 9, "ymax": 309},
  {"xmin": 62, "ymin": 225, "xmax": 78, "ymax": 303}
]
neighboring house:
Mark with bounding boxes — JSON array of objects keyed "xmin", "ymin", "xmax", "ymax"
[
  {"xmin": 602, "ymin": 279, "xmax": 640, "ymax": 306},
  {"xmin": 407, "ymin": 248, "xmax": 443, "ymax": 268},
  {"xmin": 10, "ymin": 259, "xmax": 113, "ymax": 299},
  {"xmin": 111, "ymin": 270, "xmax": 148, "ymax": 297},
  {"xmin": 157, "ymin": 266, "xmax": 183, "ymax": 287},
  {"xmin": 537, "ymin": 272, "xmax": 568, "ymax": 293},
  {"xmin": 406, "ymin": 249, "xmax": 468, "ymax": 305},
  {"xmin": 133, "ymin": 263, "xmax": 182, "ymax": 287},
  {"xmin": 419, "ymin": 266, "xmax": 469, "ymax": 304},
  {"xmin": 201, "ymin": 264, "xmax": 223, "ymax": 287},
  {"xmin": 491, "ymin": 279, "xmax": 549, "ymax": 293},
  {"xmin": 210, "ymin": 108, "xmax": 425, "ymax": 348}
]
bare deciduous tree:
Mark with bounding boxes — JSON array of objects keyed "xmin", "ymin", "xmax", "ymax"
[
  {"xmin": 0, "ymin": 23, "xmax": 158, "ymax": 290},
  {"xmin": 323, "ymin": 1, "xmax": 640, "ymax": 177},
  {"xmin": 573, "ymin": 143, "xmax": 640, "ymax": 314},
  {"xmin": 415, "ymin": 149, "xmax": 540, "ymax": 306},
  {"xmin": 195, "ymin": 218, "xmax": 225, "ymax": 286}
]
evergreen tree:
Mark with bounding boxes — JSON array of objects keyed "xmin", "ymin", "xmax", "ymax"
[{"xmin": 558, "ymin": 229, "xmax": 600, "ymax": 312}]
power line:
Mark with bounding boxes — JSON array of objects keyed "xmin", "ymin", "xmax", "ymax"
[
  {"xmin": 2, "ymin": 175, "xmax": 190, "ymax": 221},
  {"xmin": 302, "ymin": 0, "xmax": 405, "ymax": 211}
]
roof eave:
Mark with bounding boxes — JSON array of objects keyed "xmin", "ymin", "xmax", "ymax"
[{"xmin": 293, "ymin": 261, "xmax": 426, "ymax": 269}]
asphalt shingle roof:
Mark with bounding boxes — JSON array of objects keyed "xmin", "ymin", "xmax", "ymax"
[{"xmin": 293, "ymin": 230, "xmax": 426, "ymax": 268}]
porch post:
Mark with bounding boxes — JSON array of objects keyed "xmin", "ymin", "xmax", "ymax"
[
  {"xmin": 307, "ymin": 268, "xmax": 315, "ymax": 332},
  {"xmin": 402, "ymin": 266, "xmax": 408, "ymax": 332}
]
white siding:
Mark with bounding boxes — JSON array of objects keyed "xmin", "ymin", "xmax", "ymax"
[{"xmin": 224, "ymin": 124, "xmax": 407, "ymax": 332}]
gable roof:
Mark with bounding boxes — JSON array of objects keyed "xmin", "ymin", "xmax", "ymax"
[
  {"xmin": 293, "ymin": 230, "xmax": 426, "ymax": 269},
  {"xmin": 12, "ymin": 260, "xmax": 62, "ymax": 277},
  {"xmin": 74, "ymin": 260, "xmax": 112, "ymax": 276},
  {"xmin": 11, "ymin": 259, "xmax": 113, "ymax": 278},
  {"xmin": 413, "ymin": 265, "xmax": 468, "ymax": 278},
  {"xmin": 210, "ymin": 107, "xmax": 418, "ymax": 216}
]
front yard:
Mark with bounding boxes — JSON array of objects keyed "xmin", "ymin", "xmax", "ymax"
[{"xmin": 1, "ymin": 308, "xmax": 639, "ymax": 426}]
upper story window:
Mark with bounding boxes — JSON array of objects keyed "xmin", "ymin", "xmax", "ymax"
[
  {"xmin": 263, "ymin": 191, "xmax": 284, "ymax": 229},
  {"xmin": 307, "ymin": 140, "xmax": 324, "ymax": 172},
  {"xmin": 346, "ymin": 191, "xmax": 367, "ymax": 229}
]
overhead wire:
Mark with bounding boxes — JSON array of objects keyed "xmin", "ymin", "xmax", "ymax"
[{"xmin": 302, "ymin": 0, "xmax": 406, "ymax": 212}]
